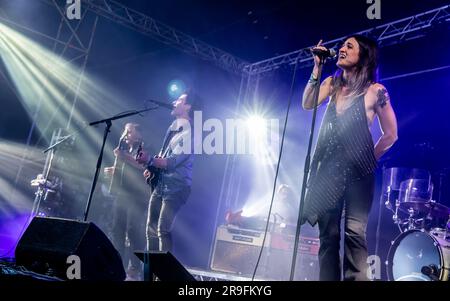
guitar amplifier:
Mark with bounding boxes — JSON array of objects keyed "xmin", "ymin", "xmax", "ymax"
[
  {"xmin": 210, "ymin": 225, "xmax": 320, "ymax": 279},
  {"xmin": 270, "ymin": 232, "xmax": 320, "ymax": 255},
  {"xmin": 210, "ymin": 225, "xmax": 264, "ymax": 276}
]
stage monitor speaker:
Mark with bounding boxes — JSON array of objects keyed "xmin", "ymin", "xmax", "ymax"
[
  {"xmin": 15, "ymin": 216, "xmax": 125, "ymax": 281},
  {"xmin": 135, "ymin": 251, "xmax": 195, "ymax": 281}
]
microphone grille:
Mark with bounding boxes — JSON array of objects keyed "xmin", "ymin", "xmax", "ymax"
[{"xmin": 329, "ymin": 48, "xmax": 337, "ymax": 58}]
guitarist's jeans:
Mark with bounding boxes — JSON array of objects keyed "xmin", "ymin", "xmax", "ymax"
[{"xmin": 146, "ymin": 186, "xmax": 191, "ymax": 252}]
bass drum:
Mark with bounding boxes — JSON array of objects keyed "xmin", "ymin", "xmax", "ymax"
[{"xmin": 387, "ymin": 229, "xmax": 450, "ymax": 281}]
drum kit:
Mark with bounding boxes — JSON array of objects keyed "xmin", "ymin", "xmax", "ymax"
[{"xmin": 382, "ymin": 167, "xmax": 450, "ymax": 281}]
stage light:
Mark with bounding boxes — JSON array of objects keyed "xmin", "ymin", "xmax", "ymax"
[
  {"xmin": 167, "ymin": 80, "xmax": 186, "ymax": 99},
  {"xmin": 243, "ymin": 113, "xmax": 279, "ymax": 167},
  {"xmin": 170, "ymin": 84, "xmax": 178, "ymax": 92},
  {"xmin": 0, "ymin": 23, "xmax": 153, "ymax": 234},
  {"xmin": 246, "ymin": 114, "xmax": 267, "ymax": 138},
  {"xmin": 0, "ymin": 23, "xmax": 130, "ymax": 143},
  {"xmin": 0, "ymin": 141, "xmax": 45, "ymax": 215}
]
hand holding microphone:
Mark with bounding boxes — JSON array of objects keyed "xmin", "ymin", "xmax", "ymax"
[{"xmin": 311, "ymin": 39, "xmax": 336, "ymax": 66}]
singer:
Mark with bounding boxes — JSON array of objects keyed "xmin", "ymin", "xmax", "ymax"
[
  {"xmin": 301, "ymin": 35, "xmax": 398, "ymax": 280},
  {"xmin": 136, "ymin": 90, "xmax": 202, "ymax": 253}
]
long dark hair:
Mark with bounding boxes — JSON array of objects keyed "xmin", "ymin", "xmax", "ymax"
[{"xmin": 332, "ymin": 34, "xmax": 379, "ymax": 97}]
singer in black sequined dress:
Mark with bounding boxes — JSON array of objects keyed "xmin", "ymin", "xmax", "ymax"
[{"xmin": 301, "ymin": 35, "xmax": 398, "ymax": 280}]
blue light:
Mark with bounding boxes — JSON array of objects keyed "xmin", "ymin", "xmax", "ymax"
[
  {"xmin": 170, "ymin": 84, "xmax": 178, "ymax": 92},
  {"xmin": 167, "ymin": 80, "xmax": 186, "ymax": 99}
]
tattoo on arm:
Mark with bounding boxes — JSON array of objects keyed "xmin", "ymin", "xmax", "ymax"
[{"xmin": 376, "ymin": 88, "xmax": 390, "ymax": 109}]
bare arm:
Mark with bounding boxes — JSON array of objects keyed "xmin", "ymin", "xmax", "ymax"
[
  {"xmin": 302, "ymin": 40, "xmax": 334, "ymax": 110},
  {"xmin": 302, "ymin": 75, "xmax": 332, "ymax": 110},
  {"xmin": 373, "ymin": 84, "xmax": 398, "ymax": 160}
]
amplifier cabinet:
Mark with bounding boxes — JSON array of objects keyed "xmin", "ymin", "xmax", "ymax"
[{"xmin": 211, "ymin": 225, "xmax": 319, "ymax": 280}]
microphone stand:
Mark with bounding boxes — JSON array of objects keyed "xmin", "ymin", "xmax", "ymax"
[
  {"xmin": 83, "ymin": 106, "xmax": 158, "ymax": 222},
  {"xmin": 290, "ymin": 55, "xmax": 326, "ymax": 280},
  {"xmin": 31, "ymin": 130, "xmax": 80, "ymax": 217}
]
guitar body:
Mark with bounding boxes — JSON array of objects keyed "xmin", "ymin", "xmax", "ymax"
[
  {"xmin": 144, "ymin": 166, "xmax": 160, "ymax": 191},
  {"xmin": 136, "ymin": 143, "xmax": 163, "ymax": 192}
]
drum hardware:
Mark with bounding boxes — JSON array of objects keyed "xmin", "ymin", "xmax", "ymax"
[
  {"xmin": 386, "ymin": 229, "xmax": 450, "ymax": 281},
  {"xmin": 420, "ymin": 264, "xmax": 439, "ymax": 281},
  {"xmin": 31, "ymin": 129, "xmax": 75, "ymax": 217},
  {"xmin": 382, "ymin": 167, "xmax": 450, "ymax": 280},
  {"xmin": 381, "ymin": 167, "xmax": 434, "ymax": 233},
  {"xmin": 407, "ymin": 208, "xmax": 416, "ymax": 230}
]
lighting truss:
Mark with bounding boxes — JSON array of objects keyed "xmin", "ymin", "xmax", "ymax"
[
  {"xmin": 81, "ymin": 0, "xmax": 250, "ymax": 75},
  {"xmin": 245, "ymin": 5, "xmax": 450, "ymax": 75}
]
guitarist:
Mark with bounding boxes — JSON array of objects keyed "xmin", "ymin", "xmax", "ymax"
[
  {"xmin": 136, "ymin": 91, "xmax": 200, "ymax": 253},
  {"xmin": 104, "ymin": 123, "xmax": 148, "ymax": 280}
]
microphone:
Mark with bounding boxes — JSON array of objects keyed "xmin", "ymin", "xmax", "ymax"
[
  {"xmin": 146, "ymin": 99, "xmax": 174, "ymax": 110},
  {"xmin": 311, "ymin": 47, "xmax": 337, "ymax": 59}
]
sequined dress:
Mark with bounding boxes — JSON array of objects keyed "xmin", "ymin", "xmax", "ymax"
[{"xmin": 302, "ymin": 93, "xmax": 377, "ymax": 225}]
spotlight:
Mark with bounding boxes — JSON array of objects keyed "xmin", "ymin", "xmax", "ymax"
[
  {"xmin": 170, "ymin": 84, "xmax": 178, "ymax": 92},
  {"xmin": 167, "ymin": 80, "xmax": 186, "ymax": 99},
  {"xmin": 245, "ymin": 115, "xmax": 267, "ymax": 138}
]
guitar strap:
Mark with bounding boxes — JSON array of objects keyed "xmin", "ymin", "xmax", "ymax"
[{"xmin": 159, "ymin": 128, "xmax": 182, "ymax": 158}]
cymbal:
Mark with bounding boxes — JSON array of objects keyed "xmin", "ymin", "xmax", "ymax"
[
  {"xmin": 398, "ymin": 198, "xmax": 430, "ymax": 214},
  {"xmin": 30, "ymin": 178, "xmax": 54, "ymax": 188},
  {"xmin": 426, "ymin": 201, "xmax": 450, "ymax": 218},
  {"xmin": 399, "ymin": 199, "xmax": 449, "ymax": 217}
]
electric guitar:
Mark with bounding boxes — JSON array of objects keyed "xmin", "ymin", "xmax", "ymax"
[
  {"xmin": 136, "ymin": 142, "xmax": 161, "ymax": 191},
  {"xmin": 136, "ymin": 127, "xmax": 181, "ymax": 191}
]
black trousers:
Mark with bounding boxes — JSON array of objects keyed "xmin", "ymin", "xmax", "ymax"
[
  {"xmin": 146, "ymin": 186, "xmax": 190, "ymax": 253},
  {"xmin": 111, "ymin": 195, "xmax": 147, "ymax": 271},
  {"xmin": 317, "ymin": 173, "xmax": 375, "ymax": 281}
]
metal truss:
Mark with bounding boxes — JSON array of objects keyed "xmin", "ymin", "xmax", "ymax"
[
  {"xmin": 245, "ymin": 5, "xmax": 450, "ymax": 75},
  {"xmin": 81, "ymin": 0, "xmax": 250, "ymax": 75},
  {"xmin": 0, "ymin": 1, "xmax": 98, "ymax": 189}
]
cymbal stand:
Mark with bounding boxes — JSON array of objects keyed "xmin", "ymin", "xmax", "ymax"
[{"xmin": 31, "ymin": 129, "xmax": 63, "ymax": 217}]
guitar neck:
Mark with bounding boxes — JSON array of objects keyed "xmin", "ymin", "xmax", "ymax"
[{"xmin": 108, "ymin": 156, "xmax": 124, "ymax": 194}]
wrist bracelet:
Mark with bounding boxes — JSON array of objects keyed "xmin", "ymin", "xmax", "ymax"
[{"xmin": 308, "ymin": 73, "xmax": 318, "ymax": 85}]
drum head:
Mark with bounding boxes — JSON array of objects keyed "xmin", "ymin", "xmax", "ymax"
[{"xmin": 387, "ymin": 230, "xmax": 442, "ymax": 281}]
